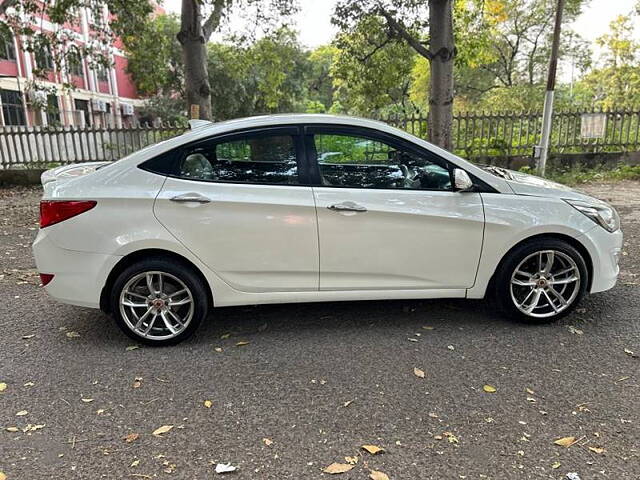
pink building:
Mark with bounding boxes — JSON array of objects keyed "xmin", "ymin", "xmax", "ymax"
[{"xmin": 0, "ymin": 6, "xmax": 146, "ymax": 128}]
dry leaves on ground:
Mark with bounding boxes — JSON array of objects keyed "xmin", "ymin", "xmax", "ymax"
[
  {"xmin": 263, "ymin": 438, "xmax": 273, "ymax": 446},
  {"xmin": 16, "ymin": 410, "xmax": 28, "ymax": 416},
  {"xmin": 133, "ymin": 377, "xmax": 142, "ymax": 389},
  {"xmin": 215, "ymin": 463, "xmax": 237, "ymax": 474},
  {"xmin": 361, "ymin": 445, "xmax": 385, "ymax": 455},
  {"xmin": 413, "ymin": 367, "xmax": 425, "ymax": 378},
  {"xmin": 152, "ymin": 425, "xmax": 173, "ymax": 436},
  {"xmin": 66, "ymin": 331, "xmax": 80, "ymax": 338},
  {"xmin": 322, "ymin": 463, "xmax": 354, "ymax": 474},
  {"xmin": 344, "ymin": 456, "xmax": 358, "ymax": 465},
  {"xmin": 588, "ymin": 446, "xmax": 605, "ymax": 454},
  {"xmin": 483, "ymin": 385, "xmax": 497, "ymax": 393},
  {"xmin": 369, "ymin": 471, "xmax": 390, "ymax": 480},
  {"xmin": 124, "ymin": 433, "xmax": 139, "ymax": 443},
  {"xmin": 554, "ymin": 436, "xmax": 578, "ymax": 447},
  {"xmin": 235, "ymin": 341, "xmax": 250, "ymax": 347},
  {"xmin": 204, "ymin": 400, "xmax": 213, "ymax": 408},
  {"xmin": 0, "ymin": 382, "xmax": 6, "ymax": 392}
]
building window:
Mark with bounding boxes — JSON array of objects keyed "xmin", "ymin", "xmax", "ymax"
[
  {"xmin": 67, "ymin": 52, "xmax": 84, "ymax": 77},
  {"xmin": 0, "ymin": 27, "xmax": 16, "ymax": 61},
  {"xmin": 46, "ymin": 94, "xmax": 61, "ymax": 126},
  {"xmin": 35, "ymin": 45, "xmax": 54, "ymax": 72},
  {"xmin": 96, "ymin": 65, "xmax": 109, "ymax": 82},
  {"xmin": 0, "ymin": 89, "xmax": 26, "ymax": 126},
  {"xmin": 74, "ymin": 98, "xmax": 91, "ymax": 127}
]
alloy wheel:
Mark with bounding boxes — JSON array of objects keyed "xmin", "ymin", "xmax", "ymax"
[
  {"xmin": 510, "ymin": 250, "xmax": 581, "ymax": 318},
  {"xmin": 119, "ymin": 271, "xmax": 194, "ymax": 341}
]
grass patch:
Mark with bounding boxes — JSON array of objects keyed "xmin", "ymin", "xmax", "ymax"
[{"xmin": 519, "ymin": 164, "xmax": 640, "ymax": 186}]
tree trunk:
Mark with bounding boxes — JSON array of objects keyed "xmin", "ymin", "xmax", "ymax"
[
  {"xmin": 428, "ymin": 0, "xmax": 455, "ymax": 150},
  {"xmin": 178, "ymin": 0, "xmax": 212, "ymax": 120}
]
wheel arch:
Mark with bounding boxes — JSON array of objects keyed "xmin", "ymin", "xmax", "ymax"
[
  {"xmin": 486, "ymin": 232, "xmax": 593, "ymax": 297},
  {"xmin": 100, "ymin": 248, "xmax": 213, "ymax": 313}
]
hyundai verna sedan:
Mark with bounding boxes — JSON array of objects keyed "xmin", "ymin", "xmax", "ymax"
[{"xmin": 32, "ymin": 114, "xmax": 622, "ymax": 345}]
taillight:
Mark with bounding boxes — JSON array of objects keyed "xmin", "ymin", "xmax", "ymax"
[
  {"xmin": 39, "ymin": 273, "xmax": 55, "ymax": 286},
  {"xmin": 40, "ymin": 200, "xmax": 97, "ymax": 228}
]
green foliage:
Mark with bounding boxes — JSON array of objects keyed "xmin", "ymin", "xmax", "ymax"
[
  {"xmin": 539, "ymin": 164, "xmax": 640, "ymax": 186},
  {"xmin": 123, "ymin": 14, "xmax": 183, "ymax": 96}
]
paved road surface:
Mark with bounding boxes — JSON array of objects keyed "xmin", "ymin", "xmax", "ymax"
[{"xmin": 0, "ymin": 183, "xmax": 638, "ymax": 479}]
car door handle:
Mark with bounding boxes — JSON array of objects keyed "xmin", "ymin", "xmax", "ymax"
[
  {"xmin": 327, "ymin": 201, "xmax": 367, "ymax": 212},
  {"xmin": 170, "ymin": 193, "xmax": 211, "ymax": 204}
]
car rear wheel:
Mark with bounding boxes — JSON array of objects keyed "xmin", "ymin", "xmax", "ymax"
[
  {"xmin": 110, "ymin": 258, "xmax": 209, "ymax": 345},
  {"xmin": 494, "ymin": 239, "xmax": 588, "ymax": 323}
]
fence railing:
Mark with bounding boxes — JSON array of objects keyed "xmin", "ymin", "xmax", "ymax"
[
  {"xmin": 2, "ymin": 109, "xmax": 640, "ymax": 168},
  {"xmin": 381, "ymin": 109, "xmax": 640, "ymax": 159},
  {"xmin": 0, "ymin": 123, "xmax": 185, "ymax": 168}
]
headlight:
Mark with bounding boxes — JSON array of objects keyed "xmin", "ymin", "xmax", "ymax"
[{"xmin": 565, "ymin": 199, "xmax": 620, "ymax": 232}]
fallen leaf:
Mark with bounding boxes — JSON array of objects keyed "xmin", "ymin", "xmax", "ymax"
[
  {"xmin": 443, "ymin": 431, "xmax": 459, "ymax": 443},
  {"xmin": 23, "ymin": 424, "xmax": 45, "ymax": 432},
  {"xmin": 152, "ymin": 425, "xmax": 173, "ymax": 436},
  {"xmin": 0, "ymin": 382, "xmax": 6, "ymax": 392},
  {"xmin": 235, "ymin": 341, "xmax": 250, "ymax": 347},
  {"xmin": 551, "ymin": 461, "xmax": 561, "ymax": 469},
  {"xmin": 624, "ymin": 348, "xmax": 636, "ymax": 357},
  {"xmin": 124, "ymin": 433, "xmax": 139, "ymax": 443},
  {"xmin": 215, "ymin": 463, "xmax": 237, "ymax": 474},
  {"xmin": 361, "ymin": 445, "xmax": 385, "ymax": 455},
  {"xmin": 369, "ymin": 471, "xmax": 390, "ymax": 480},
  {"xmin": 345, "ymin": 456, "xmax": 358, "ymax": 465},
  {"xmin": 422, "ymin": 326, "xmax": 435, "ymax": 330},
  {"xmin": 263, "ymin": 437, "xmax": 273, "ymax": 446},
  {"xmin": 413, "ymin": 367, "xmax": 425, "ymax": 378},
  {"xmin": 81, "ymin": 398, "xmax": 94, "ymax": 403},
  {"xmin": 130, "ymin": 459, "xmax": 140, "ymax": 467},
  {"xmin": 526, "ymin": 396, "xmax": 536, "ymax": 403},
  {"xmin": 125, "ymin": 345, "xmax": 140, "ymax": 351},
  {"xmin": 220, "ymin": 333, "xmax": 231, "ymax": 339},
  {"xmin": 16, "ymin": 410, "xmax": 28, "ymax": 416},
  {"xmin": 214, "ymin": 347, "xmax": 223, "ymax": 353},
  {"xmin": 525, "ymin": 388, "xmax": 535, "ymax": 395},
  {"xmin": 343, "ymin": 400, "xmax": 354, "ymax": 408},
  {"xmin": 322, "ymin": 463, "xmax": 354, "ymax": 474},
  {"xmin": 22, "ymin": 334, "xmax": 35, "ymax": 339},
  {"xmin": 567, "ymin": 326, "xmax": 584, "ymax": 335},
  {"xmin": 96, "ymin": 409, "xmax": 105, "ymax": 415},
  {"xmin": 588, "ymin": 446, "xmax": 605, "ymax": 454},
  {"xmin": 6, "ymin": 426, "xmax": 19, "ymax": 432},
  {"xmin": 447, "ymin": 345, "xmax": 455, "ymax": 350},
  {"xmin": 554, "ymin": 436, "xmax": 577, "ymax": 447},
  {"xmin": 407, "ymin": 337, "xmax": 418, "ymax": 342},
  {"xmin": 483, "ymin": 385, "xmax": 497, "ymax": 393},
  {"xmin": 133, "ymin": 377, "xmax": 142, "ymax": 388},
  {"xmin": 204, "ymin": 400, "xmax": 213, "ymax": 408},
  {"xmin": 66, "ymin": 331, "xmax": 80, "ymax": 338},
  {"xmin": 0, "ymin": 471, "xmax": 5, "ymax": 480}
]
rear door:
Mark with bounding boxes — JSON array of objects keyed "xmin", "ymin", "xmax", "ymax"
[
  {"xmin": 154, "ymin": 127, "xmax": 319, "ymax": 293},
  {"xmin": 306, "ymin": 125, "xmax": 485, "ymax": 291}
]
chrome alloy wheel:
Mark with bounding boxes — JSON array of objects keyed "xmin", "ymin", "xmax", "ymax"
[
  {"xmin": 119, "ymin": 271, "xmax": 194, "ymax": 340},
  {"xmin": 510, "ymin": 250, "xmax": 581, "ymax": 318}
]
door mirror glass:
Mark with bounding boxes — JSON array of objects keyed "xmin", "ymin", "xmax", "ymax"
[{"xmin": 453, "ymin": 168, "xmax": 474, "ymax": 191}]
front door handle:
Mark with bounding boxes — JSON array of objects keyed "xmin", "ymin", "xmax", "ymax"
[
  {"xmin": 170, "ymin": 193, "xmax": 211, "ymax": 204},
  {"xmin": 327, "ymin": 201, "xmax": 367, "ymax": 213}
]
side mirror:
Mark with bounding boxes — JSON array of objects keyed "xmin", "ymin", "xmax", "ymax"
[{"xmin": 453, "ymin": 168, "xmax": 474, "ymax": 192}]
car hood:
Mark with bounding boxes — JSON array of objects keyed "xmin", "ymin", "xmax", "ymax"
[{"xmin": 502, "ymin": 169, "xmax": 597, "ymax": 202}]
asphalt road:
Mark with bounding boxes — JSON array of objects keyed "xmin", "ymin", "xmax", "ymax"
[{"xmin": 0, "ymin": 183, "xmax": 638, "ymax": 480}]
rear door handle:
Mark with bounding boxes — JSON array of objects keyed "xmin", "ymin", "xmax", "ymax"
[
  {"xmin": 170, "ymin": 193, "xmax": 211, "ymax": 204},
  {"xmin": 327, "ymin": 201, "xmax": 367, "ymax": 213}
]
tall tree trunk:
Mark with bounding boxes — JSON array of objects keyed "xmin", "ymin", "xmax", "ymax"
[
  {"xmin": 428, "ymin": 0, "xmax": 455, "ymax": 150},
  {"xmin": 178, "ymin": 0, "xmax": 212, "ymax": 120}
]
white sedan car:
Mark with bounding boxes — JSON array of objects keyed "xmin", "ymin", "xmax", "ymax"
[{"xmin": 33, "ymin": 114, "xmax": 622, "ymax": 345}]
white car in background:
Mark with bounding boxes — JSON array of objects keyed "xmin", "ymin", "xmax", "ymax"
[{"xmin": 33, "ymin": 114, "xmax": 622, "ymax": 345}]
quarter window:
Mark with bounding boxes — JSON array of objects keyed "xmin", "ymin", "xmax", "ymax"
[
  {"xmin": 178, "ymin": 133, "xmax": 299, "ymax": 185},
  {"xmin": 314, "ymin": 133, "xmax": 452, "ymax": 190}
]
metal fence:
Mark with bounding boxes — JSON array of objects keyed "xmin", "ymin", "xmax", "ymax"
[
  {"xmin": 0, "ymin": 123, "xmax": 185, "ymax": 168},
  {"xmin": 381, "ymin": 109, "xmax": 640, "ymax": 159}
]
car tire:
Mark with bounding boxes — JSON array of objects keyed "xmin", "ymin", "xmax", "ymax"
[
  {"xmin": 110, "ymin": 257, "xmax": 209, "ymax": 346},
  {"xmin": 494, "ymin": 238, "xmax": 588, "ymax": 323}
]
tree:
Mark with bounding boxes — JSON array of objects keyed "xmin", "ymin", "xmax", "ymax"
[
  {"xmin": 124, "ymin": 14, "xmax": 184, "ymax": 97},
  {"xmin": 333, "ymin": 0, "xmax": 485, "ymax": 150},
  {"xmin": 177, "ymin": 0, "xmax": 298, "ymax": 121}
]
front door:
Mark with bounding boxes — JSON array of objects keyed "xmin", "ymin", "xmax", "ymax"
[
  {"xmin": 307, "ymin": 127, "xmax": 485, "ymax": 291},
  {"xmin": 154, "ymin": 127, "xmax": 319, "ymax": 293}
]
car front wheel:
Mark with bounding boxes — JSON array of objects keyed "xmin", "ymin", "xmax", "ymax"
[
  {"xmin": 495, "ymin": 239, "xmax": 588, "ymax": 322},
  {"xmin": 110, "ymin": 258, "xmax": 209, "ymax": 345}
]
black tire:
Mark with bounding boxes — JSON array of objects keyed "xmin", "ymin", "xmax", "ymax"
[
  {"xmin": 110, "ymin": 257, "xmax": 209, "ymax": 346},
  {"xmin": 493, "ymin": 238, "xmax": 588, "ymax": 323}
]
